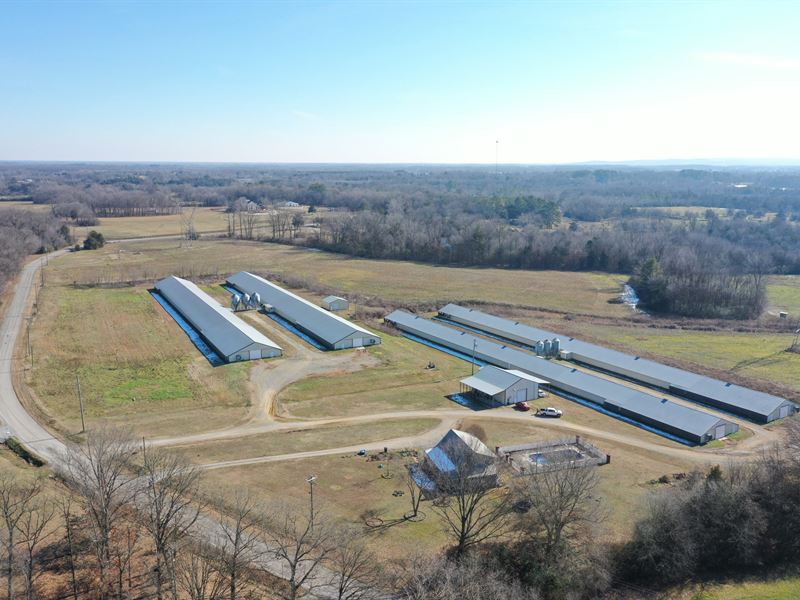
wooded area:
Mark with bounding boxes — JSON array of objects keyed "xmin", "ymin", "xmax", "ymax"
[{"xmin": 3, "ymin": 163, "xmax": 800, "ymax": 319}]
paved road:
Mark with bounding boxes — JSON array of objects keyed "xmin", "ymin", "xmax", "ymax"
[
  {"xmin": 0, "ymin": 250, "xmax": 67, "ymax": 459},
  {"xmin": 0, "ymin": 250, "xmax": 344, "ymax": 598}
]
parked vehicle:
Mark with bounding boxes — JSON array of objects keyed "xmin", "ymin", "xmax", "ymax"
[
  {"xmin": 536, "ymin": 407, "xmax": 563, "ymax": 418},
  {"xmin": 514, "ymin": 401, "xmax": 531, "ymax": 411},
  {"xmin": 537, "ymin": 389, "xmax": 547, "ymax": 398}
]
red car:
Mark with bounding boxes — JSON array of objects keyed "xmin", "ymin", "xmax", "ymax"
[{"xmin": 514, "ymin": 401, "xmax": 531, "ymax": 412}]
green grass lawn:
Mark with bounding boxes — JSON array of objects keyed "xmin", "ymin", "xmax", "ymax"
[
  {"xmin": 27, "ymin": 283, "xmax": 252, "ymax": 437},
  {"xmin": 691, "ymin": 577, "xmax": 800, "ymax": 600},
  {"xmin": 767, "ymin": 275, "xmax": 800, "ymax": 316}
]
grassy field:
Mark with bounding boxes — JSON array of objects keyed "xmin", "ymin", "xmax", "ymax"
[
  {"xmin": 690, "ymin": 577, "xmax": 800, "ymax": 600},
  {"xmin": 26, "ymin": 283, "xmax": 253, "ymax": 437},
  {"xmin": 70, "ymin": 207, "xmax": 231, "ymax": 240},
  {"xmin": 767, "ymin": 275, "xmax": 800, "ymax": 316},
  {"xmin": 200, "ymin": 451, "xmax": 453, "ymax": 561},
  {"xmin": 573, "ymin": 323, "xmax": 800, "ymax": 393},
  {"xmin": 46, "ymin": 238, "xmax": 630, "ymax": 316},
  {"xmin": 0, "ymin": 199, "xmax": 51, "ymax": 212},
  {"xmin": 279, "ymin": 334, "xmax": 468, "ymax": 418},
  {"xmin": 173, "ymin": 418, "xmax": 440, "ymax": 464}
]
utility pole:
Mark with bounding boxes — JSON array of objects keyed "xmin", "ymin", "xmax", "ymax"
[
  {"xmin": 471, "ymin": 339, "xmax": 477, "ymax": 375},
  {"xmin": 76, "ymin": 374, "xmax": 86, "ymax": 433},
  {"xmin": 26, "ymin": 316, "xmax": 33, "ymax": 367},
  {"xmin": 306, "ymin": 474, "xmax": 317, "ymax": 528}
]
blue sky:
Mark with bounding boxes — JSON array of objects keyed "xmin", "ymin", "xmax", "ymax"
[{"xmin": 2, "ymin": 1, "xmax": 800, "ymax": 163}]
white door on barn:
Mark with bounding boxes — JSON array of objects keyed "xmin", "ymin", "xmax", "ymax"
[
  {"xmin": 250, "ymin": 350, "xmax": 260, "ymax": 360},
  {"xmin": 714, "ymin": 425, "xmax": 726, "ymax": 439},
  {"xmin": 780, "ymin": 405, "xmax": 790, "ymax": 419},
  {"xmin": 352, "ymin": 338, "xmax": 363, "ymax": 347},
  {"xmin": 513, "ymin": 388, "xmax": 528, "ymax": 403}
]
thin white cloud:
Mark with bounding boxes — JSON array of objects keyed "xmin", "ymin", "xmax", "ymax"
[{"xmin": 697, "ymin": 51, "xmax": 800, "ymax": 70}]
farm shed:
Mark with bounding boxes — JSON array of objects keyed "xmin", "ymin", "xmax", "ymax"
[
  {"xmin": 154, "ymin": 276, "xmax": 282, "ymax": 363},
  {"xmin": 227, "ymin": 272, "xmax": 380, "ymax": 350},
  {"xmin": 460, "ymin": 365, "xmax": 546, "ymax": 405},
  {"xmin": 419, "ymin": 429, "xmax": 499, "ymax": 495},
  {"xmin": 322, "ymin": 295, "xmax": 349, "ymax": 311},
  {"xmin": 385, "ymin": 310, "xmax": 738, "ymax": 444},
  {"xmin": 438, "ymin": 304, "xmax": 796, "ymax": 424}
]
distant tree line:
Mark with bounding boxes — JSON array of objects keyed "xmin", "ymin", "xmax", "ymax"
[
  {"xmin": 6, "ymin": 163, "xmax": 800, "ymax": 318},
  {"xmin": 0, "ymin": 210, "xmax": 71, "ymax": 296}
]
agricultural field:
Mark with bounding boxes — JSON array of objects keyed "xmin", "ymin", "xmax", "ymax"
[
  {"xmin": 71, "ymin": 206, "xmax": 231, "ymax": 240},
  {"xmin": 25, "ymin": 283, "xmax": 253, "ymax": 437},
  {"xmin": 46, "ymin": 238, "xmax": 630, "ymax": 317}
]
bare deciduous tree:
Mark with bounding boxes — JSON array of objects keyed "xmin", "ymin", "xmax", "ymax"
[
  {"xmin": 140, "ymin": 448, "xmax": 202, "ymax": 600},
  {"xmin": 0, "ymin": 474, "xmax": 42, "ymax": 600},
  {"xmin": 16, "ymin": 496, "xmax": 56, "ymax": 600},
  {"xmin": 428, "ymin": 439, "xmax": 510, "ymax": 556},
  {"xmin": 219, "ymin": 492, "xmax": 260, "ymax": 600},
  {"xmin": 59, "ymin": 426, "xmax": 138, "ymax": 600},
  {"xmin": 515, "ymin": 464, "xmax": 603, "ymax": 557},
  {"xmin": 177, "ymin": 542, "xmax": 226, "ymax": 600},
  {"xmin": 326, "ymin": 526, "xmax": 379, "ymax": 600},
  {"xmin": 264, "ymin": 503, "xmax": 334, "ymax": 600}
]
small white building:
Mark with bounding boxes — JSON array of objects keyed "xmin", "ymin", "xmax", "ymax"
[
  {"xmin": 283, "ymin": 201, "xmax": 300, "ymax": 207},
  {"xmin": 460, "ymin": 365, "xmax": 547, "ymax": 406},
  {"xmin": 322, "ymin": 295, "xmax": 349, "ymax": 312}
]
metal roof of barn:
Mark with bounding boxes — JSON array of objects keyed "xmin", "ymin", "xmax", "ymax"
[
  {"xmin": 438, "ymin": 304, "xmax": 793, "ymax": 419},
  {"xmin": 227, "ymin": 272, "xmax": 375, "ymax": 346},
  {"xmin": 386, "ymin": 310, "xmax": 733, "ymax": 440},
  {"xmin": 154, "ymin": 276, "xmax": 281, "ymax": 358},
  {"xmin": 460, "ymin": 365, "xmax": 546, "ymax": 396}
]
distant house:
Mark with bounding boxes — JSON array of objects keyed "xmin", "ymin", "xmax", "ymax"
[
  {"xmin": 414, "ymin": 429, "xmax": 499, "ymax": 496},
  {"xmin": 322, "ymin": 295, "xmax": 349, "ymax": 312},
  {"xmin": 460, "ymin": 365, "xmax": 546, "ymax": 406},
  {"xmin": 283, "ymin": 201, "xmax": 300, "ymax": 207}
]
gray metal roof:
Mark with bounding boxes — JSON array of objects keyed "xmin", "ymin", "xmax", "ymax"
[
  {"xmin": 461, "ymin": 365, "xmax": 545, "ymax": 396},
  {"xmin": 227, "ymin": 272, "xmax": 375, "ymax": 346},
  {"xmin": 155, "ymin": 276, "xmax": 281, "ymax": 358},
  {"xmin": 323, "ymin": 295, "xmax": 347, "ymax": 304},
  {"xmin": 386, "ymin": 310, "xmax": 733, "ymax": 440},
  {"xmin": 439, "ymin": 304, "xmax": 793, "ymax": 419}
]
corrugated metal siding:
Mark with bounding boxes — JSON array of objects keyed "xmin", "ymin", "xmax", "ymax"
[
  {"xmin": 439, "ymin": 303, "xmax": 794, "ymax": 423},
  {"xmin": 227, "ymin": 272, "xmax": 380, "ymax": 349},
  {"xmin": 154, "ymin": 276, "xmax": 282, "ymax": 361},
  {"xmin": 386, "ymin": 310, "xmax": 737, "ymax": 443}
]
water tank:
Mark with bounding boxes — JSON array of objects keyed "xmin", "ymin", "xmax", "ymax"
[
  {"xmin": 543, "ymin": 339, "xmax": 552, "ymax": 356},
  {"xmin": 231, "ymin": 294, "xmax": 241, "ymax": 310},
  {"xmin": 242, "ymin": 293, "xmax": 251, "ymax": 307},
  {"xmin": 552, "ymin": 338, "xmax": 561, "ymax": 355},
  {"xmin": 535, "ymin": 340, "xmax": 545, "ymax": 356},
  {"xmin": 251, "ymin": 292, "xmax": 261, "ymax": 307}
]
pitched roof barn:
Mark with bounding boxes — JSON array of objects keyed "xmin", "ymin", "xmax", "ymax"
[{"xmin": 154, "ymin": 276, "xmax": 282, "ymax": 362}]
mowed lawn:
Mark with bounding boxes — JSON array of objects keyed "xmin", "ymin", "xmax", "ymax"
[
  {"xmin": 47, "ymin": 238, "xmax": 630, "ymax": 316},
  {"xmin": 27, "ymin": 283, "xmax": 253, "ymax": 437},
  {"xmin": 279, "ymin": 334, "xmax": 469, "ymax": 418},
  {"xmin": 767, "ymin": 274, "xmax": 800, "ymax": 316}
]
